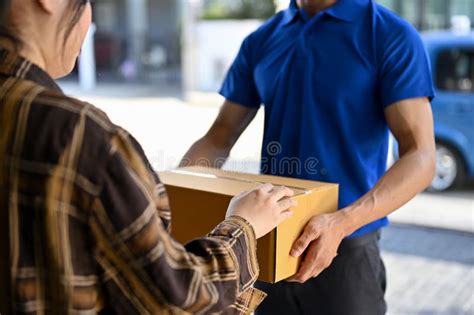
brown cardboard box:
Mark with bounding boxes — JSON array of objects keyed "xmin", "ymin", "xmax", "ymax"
[{"xmin": 159, "ymin": 166, "xmax": 339, "ymax": 283}]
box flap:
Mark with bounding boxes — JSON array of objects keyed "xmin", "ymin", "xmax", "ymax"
[{"xmin": 159, "ymin": 167, "xmax": 337, "ymax": 197}]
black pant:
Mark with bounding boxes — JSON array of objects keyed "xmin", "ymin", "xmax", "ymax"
[{"xmin": 255, "ymin": 230, "xmax": 387, "ymax": 315}]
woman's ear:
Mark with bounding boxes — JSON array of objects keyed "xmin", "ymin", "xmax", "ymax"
[{"xmin": 36, "ymin": 0, "xmax": 54, "ymax": 14}]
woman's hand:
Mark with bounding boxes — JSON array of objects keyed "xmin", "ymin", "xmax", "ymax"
[{"xmin": 226, "ymin": 183, "xmax": 296, "ymax": 238}]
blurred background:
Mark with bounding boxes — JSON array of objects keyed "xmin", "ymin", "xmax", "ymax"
[
  {"xmin": 60, "ymin": 1, "xmax": 473, "ymax": 314},
  {"xmin": 63, "ymin": 0, "xmax": 474, "ymax": 90}
]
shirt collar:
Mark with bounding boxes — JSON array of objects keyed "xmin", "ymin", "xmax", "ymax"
[
  {"xmin": 0, "ymin": 40, "xmax": 63, "ymax": 93},
  {"xmin": 281, "ymin": 0, "xmax": 300, "ymax": 26},
  {"xmin": 325, "ymin": 0, "xmax": 366, "ymax": 22},
  {"xmin": 282, "ymin": 0, "xmax": 366, "ymax": 25}
]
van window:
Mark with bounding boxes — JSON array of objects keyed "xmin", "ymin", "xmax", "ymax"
[{"xmin": 436, "ymin": 48, "xmax": 474, "ymax": 93}]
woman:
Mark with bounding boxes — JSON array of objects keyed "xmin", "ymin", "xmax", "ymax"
[{"xmin": 0, "ymin": 1, "xmax": 296, "ymax": 314}]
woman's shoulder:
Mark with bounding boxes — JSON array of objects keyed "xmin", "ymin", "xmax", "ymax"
[
  {"xmin": 29, "ymin": 88, "xmax": 124, "ymax": 169},
  {"xmin": 34, "ymin": 88, "xmax": 116, "ymax": 133}
]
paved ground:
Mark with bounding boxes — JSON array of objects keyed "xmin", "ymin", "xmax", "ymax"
[
  {"xmin": 61, "ymin": 83, "xmax": 473, "ymax": 315},
  {"xmin": 391, "ymin": 186, "xmax": 473, "ymax": 233},
  {"xmin": 381, "ymin": 224, "xmax": 473, "ymax": 315}
]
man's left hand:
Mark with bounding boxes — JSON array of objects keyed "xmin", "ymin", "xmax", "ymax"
[{"xmin": 288, "ymin": 212, "xmax": 348, "ymax": 283}]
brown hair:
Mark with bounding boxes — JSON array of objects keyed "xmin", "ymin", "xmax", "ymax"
[
  {"xmin": 0, "ymin": 0, "xmax": 89, "ymax": 50},
  {"xmin": 0, "ymin": 0, "xmax": 19, "ymax": 47}
]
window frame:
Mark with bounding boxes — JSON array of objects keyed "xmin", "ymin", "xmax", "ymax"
[{"xmin": 434, "ymin": 46, "xmax": 474, "ymax": 93}]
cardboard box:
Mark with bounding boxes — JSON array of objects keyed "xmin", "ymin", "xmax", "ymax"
[{"xmin": 159, "ymin": 167, "xmax": 339, "ymax": 283}]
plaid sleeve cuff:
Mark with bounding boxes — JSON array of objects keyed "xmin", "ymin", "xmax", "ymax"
[
  {"xmin": 224, "ymin": 287, "xmax": 267, "ymax": 315},
  {"xmin": 208, "ymin": 216, "xmax": 260, "ymax": 293}
]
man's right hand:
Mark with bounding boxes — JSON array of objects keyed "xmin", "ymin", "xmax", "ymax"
[{"xmin": 226, "ymin": 184, "xmax": 296, "ymax": 238}]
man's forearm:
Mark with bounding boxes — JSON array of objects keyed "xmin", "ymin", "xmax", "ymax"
[
  {"xmin": 181, "ymin": 100, "xmax": 258, "ymax": 169},
  {"xmin": 180, "ymin": 136, "xmax": 231, "ymax": 168},
  {"xmin": 338, "ymin": 147, "xmax": 436, "ymax": 236}
]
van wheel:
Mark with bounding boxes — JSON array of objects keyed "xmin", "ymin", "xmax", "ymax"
[{"xmin": 428, "ymin": 142, "xmax": 466, "ymax": 192}]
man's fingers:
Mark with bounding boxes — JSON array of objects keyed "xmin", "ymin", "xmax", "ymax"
[
  {"xmin": 309, "ymin": 250, "xmax": 337, "ymax": 279},
  {"xmin": 311, "ymin": 266, "xmax": 325, "ymax": 279},
  {"xmin": 289, "ymin": 243, "xmax": 320, "ymax": 283},
  {"xmin": 295, "ymin": 259, "xmax": 314, "ymax": 283},
  {"xmin": 290, "ymin": 235, "xmax": 312, "ymax": 258},
  {"xmin": 291, "ymin": 224, "xmax": 319, "ymax": 257},
  {"xmin": 308, "ymin": 256, "xmax": 329, "ymax": 279}
]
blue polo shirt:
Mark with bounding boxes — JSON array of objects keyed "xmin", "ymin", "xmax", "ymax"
[{"xmin": 220, "ymin": 0, "xmax": 435, "ymax": 238}]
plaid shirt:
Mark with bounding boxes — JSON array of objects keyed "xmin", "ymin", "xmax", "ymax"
[{"xmin": 0, "ymin": 43, "xmax": 265, "ymax": 314}]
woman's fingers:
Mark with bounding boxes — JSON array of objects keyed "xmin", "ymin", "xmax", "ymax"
[
  {"xmin": 256, "ymin": 183, "xmax": 274, "ymax": 194},
  {"xmin": 277, "ymin": 197, "xmax": 298, "ymax": 211},
  {"xmin": 277, "ymin": 210, "xmax": 294, "ymax": 225},
  {"xmin": 269, "ymin": 186, "xmax": 294, "ymax": 202}
]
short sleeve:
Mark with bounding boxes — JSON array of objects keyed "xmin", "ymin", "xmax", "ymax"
[
  {"xmin": 219, "ymin": 36, "xmax": 262, "ymax": 108},
  {"xmin": 378, "ymin": 22, "xmax": 436, "ymax": 108}
]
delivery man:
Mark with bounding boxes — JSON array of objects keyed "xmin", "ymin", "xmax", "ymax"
[{"xmin": 182, "ymin": 0, "xmax": 436, "ymax": 314}]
